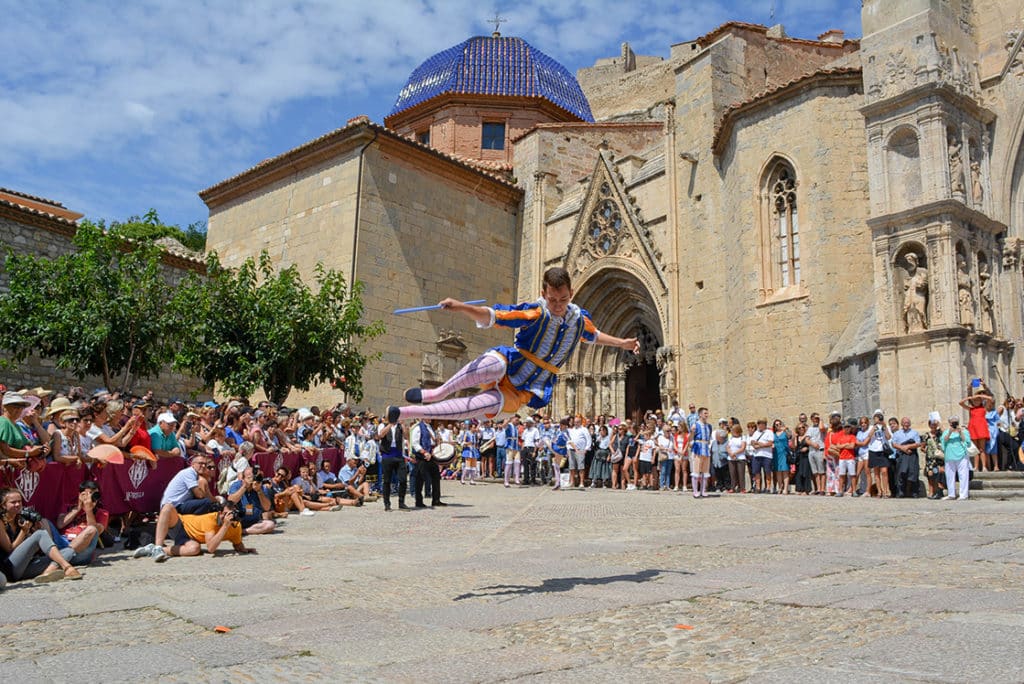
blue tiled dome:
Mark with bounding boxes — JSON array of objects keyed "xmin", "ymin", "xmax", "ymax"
[{"xmin": 389, "ymin": 35, "xmax": 594, "ymax": 122}]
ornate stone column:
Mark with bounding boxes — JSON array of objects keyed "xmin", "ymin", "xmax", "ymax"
[{"xmin": 581, "ymin": 373, "xmax": 594, "ymax": 418}]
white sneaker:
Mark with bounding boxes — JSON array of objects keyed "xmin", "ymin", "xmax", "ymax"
[
  {"xmin": 626, "ymin": 483, "xmax": 636, "ymax": 490},
  {"xmin": 957, "ymin": 495, "xmax": 969, "ymax": 501},
  {"xmin": 944, "ymin": 495, "xmax": 956, "ymax": 500},
  {"xmin": 151, "ymin": 547, "xmax": 169, "ymax": 563},
  {"xmin": 132, "ymin": 543, "xmax": 156, "ymax": 558},
  {"xmin": 673, "ymin": 487, "xmax": 679, "ymax": 492},
  {"xmin": 300, "ymin": 509, "xmax": 316, "ymax": 517}
]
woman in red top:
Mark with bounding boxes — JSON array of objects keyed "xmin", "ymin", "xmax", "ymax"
[{"xmin": 959, "ymin": 382, "xmax": 994, "ymax": 471}]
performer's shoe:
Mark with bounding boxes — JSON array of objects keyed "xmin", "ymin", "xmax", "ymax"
[
  {"xmin": 432, "ymin": 501, "xmax": 448, "ymax": 506},
  {"xmin": 404, "ymin": 387, "xmax": 423, "ymax": 404},
  {"xmin": 398, "ymin": 502, "xmax": 411, "ymax": 510},
  {"xmin": 386, "ymin": 405, "xmax": 400, "ymax": 424}
]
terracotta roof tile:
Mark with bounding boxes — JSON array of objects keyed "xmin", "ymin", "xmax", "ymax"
[
  {"xmin": 200, "ymin": 116, "xmax": 520, "ymax": 201},
  {"xmin": 695, "ymin": 20, "xmax": 859, "ymax": 50},
  {"xmin": 0, "ymin": 187, "xmax": 67, "ymax": 208},
  {"xmin": 0, "ymin": 195, "xmax": 79, "ymax": 227}
]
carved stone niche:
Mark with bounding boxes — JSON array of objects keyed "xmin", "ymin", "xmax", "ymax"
[
  {"xmin": 420, "ymin": 329, "xmax": 468, "ymax": 388},
  {"xmin": 894, "ymin": 243, "xmax": 929, "ymax": 335}
]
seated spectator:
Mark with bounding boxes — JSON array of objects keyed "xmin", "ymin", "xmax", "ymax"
[
  {"xmin": 291, "ymin": 464, "xmax": 347, "ymax": 510},
  {"xmin": 226, "ymin": 467, "xmax": 276, "ymax": 535},
  {"xmin": 0, "ymin": 488, "xmax": 81, "ymax": 585},
  {"xmin": 44, "ymin": 480, "xmax": 108, "ymax": 570},
  {"xmin": 217, "ymin": 441, "xmax": 253, "ymax": 496},
  {"xmin": 0, "ymin": 392, "xmax": 45, "ymax": 468},
  {"xmin": 50, "ymin": 409, "xmax": 87, "ymax": 465},
  {"xmin": 264, "ymin": 466, "xmax": 317, "ymax": 517},
  {"xmin": 148, "ymin": 412, "xmax": 183, "ymax": 460},
  {"xmin": 87, "ymin": 399, "xmax": 139, "ymax": 449},
  {"xmin": 320, "ymin": 458, "xmax": 369, "ymax": 503},
  {"xmin": 176, "ymin": 410, "xmax": 205, "ymax": 458},
  {"xmin": 134, "ymin": 505, "xmax": 254, "ymax": 562}
]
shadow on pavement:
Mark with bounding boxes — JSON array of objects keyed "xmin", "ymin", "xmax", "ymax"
[{"xmin": 453, "ymin": 568, "xmax": 691, "ymax": 601}]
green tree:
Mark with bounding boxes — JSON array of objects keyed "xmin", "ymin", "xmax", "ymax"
[
  {"xmin": 0, "ymin": 220, "xmax": 177, "ymax": 391},
  {"xmin": 110, "ymin": 208, "xmax": 207, "ymax": 252},
  {"xmin": 171, "ymin": 252, "xmax": 383, "ymax": 405}
]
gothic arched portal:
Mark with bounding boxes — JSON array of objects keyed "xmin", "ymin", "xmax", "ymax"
[{"xmin": 557, "ymin": 267, "xmax": 665, "ymax": 421}]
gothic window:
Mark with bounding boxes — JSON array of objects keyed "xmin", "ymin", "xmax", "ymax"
[
  {"xmin": 586, "ymin": 182, "xmax": 623, "ymax": 256},
  {"xmin": 769, "ymin": 163, "xmax": 799, "ymax": 287}
]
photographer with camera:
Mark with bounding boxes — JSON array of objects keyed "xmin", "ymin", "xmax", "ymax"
[
  {"xmin": 225, "ymin": 467, "xmax": 276, "ymax": 535},
  {"xmin": 134, "ymin": 499, "xmax": 255, "ymax": 561},
  {"xmin": 0, "ymin": 488, "xmax": 81, "ymax": 586}
]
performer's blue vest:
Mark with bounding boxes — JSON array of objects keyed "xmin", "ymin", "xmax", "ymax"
[{"xmin": 419, "ymin": 423, "xmax": 433, "ymax": 455}]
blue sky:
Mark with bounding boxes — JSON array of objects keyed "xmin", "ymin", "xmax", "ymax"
[{"xmin": 0, "ymin": 1, "xmax": 861, "ymax": 230}]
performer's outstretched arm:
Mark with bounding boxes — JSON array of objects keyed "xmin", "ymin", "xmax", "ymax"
[
  {"xmin": 438, "ymin": 298, "xmax": 492, "ymax": 326},
  {"xmin": 594, "ymin": 331, "xmax": 641, "ymax": 354}
]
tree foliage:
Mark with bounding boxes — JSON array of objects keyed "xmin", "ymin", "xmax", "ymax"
[
  {"xmin": 0, "ymin": 220, "xmax": 177, "ymax": 391},
  {"xmin": 171, "ymin": 252, "xmax": 384, "ymax": 405},
  {"xmin": 110, "ymin": 208, "xmax": 207, "ymax": 252}
]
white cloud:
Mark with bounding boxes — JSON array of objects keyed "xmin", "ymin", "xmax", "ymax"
[{"xmin": 0, "ymin": 0, "xmax": 861, "ymax": 225}]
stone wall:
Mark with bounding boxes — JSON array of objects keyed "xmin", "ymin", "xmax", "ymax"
[
  {"xmin": 204, "ymin": 128, "xmax": 521, "ymax": 411},
  {"xmin": 702, "ymin": 82, "xmax": 872, "ymax": 420},
  {"xmin": 0, "ymin": 213, "xmax": 207, "ymax": 399},
  {"xmin": 349, "ymin": 143, "xmax": 519, "ymax": 412}
]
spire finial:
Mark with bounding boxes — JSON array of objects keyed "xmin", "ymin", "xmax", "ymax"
[{"xmin": 487, "ymin": 11, "xmax": 506, "ymax": 37}]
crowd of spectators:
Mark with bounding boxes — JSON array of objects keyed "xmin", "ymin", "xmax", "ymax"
[
  {"xmin": 0, "ymin": 384, "xmax": 380, "ymax": 589},
  {"xmin": 1, "ymin": 378, "xmax": 1020, "ymax": 589}
]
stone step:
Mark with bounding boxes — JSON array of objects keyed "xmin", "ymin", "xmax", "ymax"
[
  {"xmin": 966, "ymin": 488, "xmax": 1024, "ymax": 499},
  {"xmin": 970, "ymin": 470, "xmax": 1024, "ymax": 480},
  {"xmin": 969, "ymin": 478, "xmax": 1024, "ymax": 489}
]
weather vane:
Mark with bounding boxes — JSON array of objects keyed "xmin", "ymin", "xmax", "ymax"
[{"xmin": 488, "ymin": 11, "xmax": 506, "ymax": 35}]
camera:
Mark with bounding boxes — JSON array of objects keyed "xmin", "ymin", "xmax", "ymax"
[{"xmin": 17, "ymin": 507, "xmax": 43, "ymax": 525}]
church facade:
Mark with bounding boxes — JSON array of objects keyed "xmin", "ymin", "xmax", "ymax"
[{"xmin": 203, "ymin": 0, "xmax": 1024, "ymax": 423}]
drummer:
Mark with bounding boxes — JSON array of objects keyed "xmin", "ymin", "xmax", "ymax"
[{"xmin": 410, "ymin": 418, "xmax": 446, "ymax": 508}]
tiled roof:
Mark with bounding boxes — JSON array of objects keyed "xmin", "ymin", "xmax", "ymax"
[
  {"xmin": 200, "ymin": 116, "xmax": 521, "ymax": 203},
  {"xmin": 712, "ymin": 67, "xmax": 863, "ymax": 154},
  {"xmin": 389, "ymin": 35, "xmax": 594, "ymax": 122},
  {"xmin": 695, "ymin": 21, "xmax": 859, "ymax": 49},
  {"xmin": 0, "ymin": 187, "xmax": 67, "ymax": 208},
  {"xmin": 0, "ymin": 195, "xmax": 80, "ymax": 227}
]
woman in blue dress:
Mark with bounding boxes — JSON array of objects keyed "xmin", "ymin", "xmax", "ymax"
[{"xmin": 772, "ymin": 419, "xmax": 792, "ymax": 495}]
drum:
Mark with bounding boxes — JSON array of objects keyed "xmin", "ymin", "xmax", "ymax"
[{"xmin": 432, "ymin": 443, "xmax": 457, "ymax": 465}]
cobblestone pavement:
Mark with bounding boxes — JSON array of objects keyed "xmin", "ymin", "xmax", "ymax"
[{"xmin": 3, "ymin": 482, "xmax": 1024, "ymax": 682}]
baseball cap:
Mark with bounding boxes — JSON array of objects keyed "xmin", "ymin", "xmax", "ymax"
[{"xmin": 157, "ymin": 412, "xmax": 178, "ymax": 424}]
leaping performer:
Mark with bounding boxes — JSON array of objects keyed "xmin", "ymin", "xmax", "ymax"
[{"xmin": 386, "ymin": 267, "xmax": 640, "ymax": 425}]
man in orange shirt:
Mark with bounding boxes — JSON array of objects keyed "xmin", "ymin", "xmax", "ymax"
[
  {"xmin": 134, "ymin": 505, "xmax": 254, "ymax": 562},
  {"xmin": 828, "ymin": 418, "xmax": 859, "ymax": 496}
]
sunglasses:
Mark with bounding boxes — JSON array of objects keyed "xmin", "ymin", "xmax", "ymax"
[{"xmin": 64, "ymin": 418, "xmax": 80, "ymax": 424}]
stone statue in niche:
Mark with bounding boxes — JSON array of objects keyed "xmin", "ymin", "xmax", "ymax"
[
  {"xmin": 582, "ymin": 380, "xmax": 594, "ymax": 418},
  {"xmin": 956, "ymin": 253, "xmax": 974, "ymax": 328},
  {"xmin": 600, "ymin": 377, "xmax": 612, "ymax": 417},
  {"xmin": 971, "ymin": 161, "xmax": 983, "ymax": 204},
  {"xmin": 656, "ymin": 346, "xmax": 676, "ymax": 410},
  {"xmin": 901, "ymin": 252, "xmax": 929, "ymax": 333},
  {"xmin": 564, "ymin": 376, "xmax": 577, "ymax": 416},
  {"xmin": 979, "ymin": 261, "xmax": 994, "ymax": 332},
  {"xmin": 948, "ymin": 136, "xmax": 965, "ymax": 197}
]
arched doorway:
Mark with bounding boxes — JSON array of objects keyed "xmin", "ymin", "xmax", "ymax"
[{"xmin": 561, "ymin": 267, "xmax": 665, "ymax": 420}]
